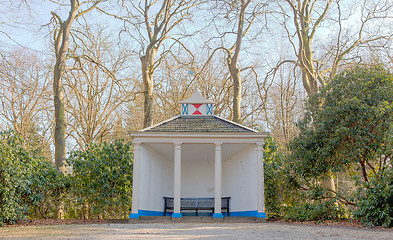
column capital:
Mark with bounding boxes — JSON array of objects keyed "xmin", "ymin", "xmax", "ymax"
[
  {"xmin": 133, "ymin": 141, "xmax": 142, "ymax": 150},
  {"xmin": 214, "ymin": 142, "xmax": 223, "ymax": 151},
  {"xmin": 173, "ymin": 142, "xmax": 182, "ymax": 150},
  {"xmin": 256, "ymin": 141, "xmax": 264, "ymax": 150}
]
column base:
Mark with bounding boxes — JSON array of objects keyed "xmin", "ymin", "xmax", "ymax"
[
  {"xmin": 172, "ymin": 213, "xmax": 183, "ymax": 218},
  {"xmin": 129, "ymin": 213, "xmax": 140, "ymax": 219},
  {"xmin": 256, "ymin": 212, "xmax": 267, "ymax": 219},
  {"xmin": 213, "ymin": 213, "xmax": 224, "ymax": 218}
]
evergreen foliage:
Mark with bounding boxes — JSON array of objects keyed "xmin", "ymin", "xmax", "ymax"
[
  {"xmin": 355, "ymin": 167, "xmax": 393, "ymax": 227},
  {"xmin": 24, "ymin": 160, "xmax": 68, "ymax": 219},
  {"xmin": 287, "ymin": 65, "xmax": 393, "ymax": 226},
  {"xmin": 0, "ymin": 130, "xmax": 134, "ymax": 225},
  {"xmin": 264, "ymin": 136, "xmax": 297, "ymax": 217},
  {"xmin": 0, "ymin": 131, "xmax": 31, "ymax": 225},
  {"xmin": 67, "ymin": 140, "xmax": 133, "ymax": 219},
  {"xmin": 0, "ymin": 131, "xmax": 66, "ymax": 224},
  {"xmin": 290, "ymin": 65, "xmax": 393, "ymax": 181}
]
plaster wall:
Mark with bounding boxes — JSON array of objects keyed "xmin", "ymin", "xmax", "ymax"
[
  {"xmin": 222, "ymin": 145, "xmax": 258, "ymax": 213},
  {"xmin": 138, "ymin": 142, "xmax": 258, "ymax": 216},
  {"xmin": 181, "ymin": 144, "xmax": 215, "ymax": 197},
  {"xmin": 139, "ymin": 144, "xmax": 173, "ymax": 212}
]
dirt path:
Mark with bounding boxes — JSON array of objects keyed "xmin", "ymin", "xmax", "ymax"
[{"xmin": 1, "ymin": 222, "xmax": 392, "ymax": 240}]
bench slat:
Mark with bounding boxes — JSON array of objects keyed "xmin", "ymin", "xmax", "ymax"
[{"xmin": 163, "ymin": 197, "xmax": 230, "ymax": 216}]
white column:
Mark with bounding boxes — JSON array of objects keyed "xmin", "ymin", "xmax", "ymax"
[
  {"xmin": 256, "ymin": 142, "xmax": 266, "ymax": 219},
  {"xmin": 213, "ymin": 142, "xmax": 223, "ymax": 218},
  {"xmin": 173, "ymin": 142, "xmax": 182, "ymax": 218},
  {"xmin": 130, "ymin": 142, "xmax": 141, "ymax": 219}
]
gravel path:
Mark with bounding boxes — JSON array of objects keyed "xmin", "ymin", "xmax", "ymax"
[{"xmin": 1, "ymin": 222, "xmax": 392, "ymax": 240}]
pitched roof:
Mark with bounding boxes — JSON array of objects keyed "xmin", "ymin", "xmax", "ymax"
[
  {"xmin": 141, "ymin": 115, "xmax": 257, "ymax": 133},
  {"xmin": 179, "ymin": 90, "xmax": 215, "ymax": 104}
]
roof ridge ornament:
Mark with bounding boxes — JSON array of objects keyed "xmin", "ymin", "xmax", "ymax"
[
  {"xmin": 179, "ymin": 90, "xmax": 215, "ymax": 104},
  {"xmin": 180, "ymin": 90, "xmax": 215, "ymax": 116}
]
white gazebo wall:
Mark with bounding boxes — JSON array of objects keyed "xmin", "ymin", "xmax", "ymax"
[
  {"xmin": 139, "ymin": 144, "xmax": 174, "ymax": 215},
  {"xmin": 222, "ymin": 144, "xmax": 258, "ymax": 216},
  {"xmin": 138, "ymin": 142, "xmax": 259, "ymax": 217},
  {"xmin": 181, "ymin": 144, "xmax": 215, "ymax": 197}
]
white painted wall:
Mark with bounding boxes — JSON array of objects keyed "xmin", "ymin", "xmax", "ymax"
[
  {"xmin": 181, "ymin": 144, "xmax": 215, "ymax": 197},
  {"xmin": 222, "ymin": 144, "xmax": 257, "ymax": 212},
  {"xmin": 139, "ymin": 144, "xmax": 173, "ymax": 212},
  {"xmin": 138, "ymin": 142, "xmax": 258, "ymax": 214}
]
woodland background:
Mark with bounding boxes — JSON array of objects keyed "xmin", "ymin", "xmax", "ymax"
[{"xmin": 1, "ymin": 0, "xmax": 393, "ymax": 227}]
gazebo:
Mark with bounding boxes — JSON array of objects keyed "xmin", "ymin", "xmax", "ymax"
[{"xmin": 129, "ymin": 90, "xmax": 268, "ymax": 220}]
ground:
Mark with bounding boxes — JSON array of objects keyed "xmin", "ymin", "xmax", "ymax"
[{"xmin": 1, "ymin": 220, "xmax": 392, "ymax": 240}]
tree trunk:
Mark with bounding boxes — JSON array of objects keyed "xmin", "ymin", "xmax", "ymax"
[
  {"xmin": 56, "ymin": 201, "xmax": 64, "ymax": 219},
  {"xmin": 54, "ymin": 62, "xmax": 67, "ymax": 173},
  {"xmin": 300, "ymin": 20, "xmax": 318, "ymax": 96},
  {"xmin": 83, "ymin": 203, "xmax": 89, "ymax": 219},
  {"xmin": 322, "ymin": 171, "xmax": 336, "ymax": 196},
  {"xmin": 228, "ymin": 0, "xmax": 249, "ymax": 124},
  {"xmin": 52, "ymin": 0, "xmax": 79, "ymax": 220},
  {"xmin": 141, "ymin": 55, "xmax": 154, "ymax": 128},
  {"xmin": 301, "ymin": 71, "xmax": 318, "ymax": 96},
  {"xmin": 231, "ymin": 67, "xmax": 241, "ymax": 123},
  {"xmin": 53, "ymin": 1, "xmax": 79, "ymax": 173}
]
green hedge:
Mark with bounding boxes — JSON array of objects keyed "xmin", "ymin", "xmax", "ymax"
[
  {"xmin": 0, "ymin": 130, "xmax": 134, "ymax": 225},
  {"xmin": 67, "ymin": 140, "xmax": 133, "ymax": 219},
  {"xmin": 355, "ymin": 168, "xmax": 393, "ymax": 227}
]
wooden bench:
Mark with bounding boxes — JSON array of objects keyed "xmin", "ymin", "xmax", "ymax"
[{"xmin": 163, "ymin": 197, "xmax": 230, "ymax": 216}]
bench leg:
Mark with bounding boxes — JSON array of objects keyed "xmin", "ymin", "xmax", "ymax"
[
  {"xmin": 164, "ymin": 209, "xmax": 166, "ymax": 216},
  {"xmin": 196, "ymin": 209, "xmax": 198, "ymax": 216},
  {"xmin": 227, "ymin": 208, "xmax": 229, "ymax": 217}
]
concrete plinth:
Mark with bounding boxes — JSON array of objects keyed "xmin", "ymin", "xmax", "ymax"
[
  {"xmin": 256, "ymin": 218, "xmax": 267, "ymax": 223},
  {"xmin": 128, "ymin": 218, "xmax": 140, "ymax": 224}
]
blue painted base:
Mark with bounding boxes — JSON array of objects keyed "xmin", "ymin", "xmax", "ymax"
[
  {"xmin": 213, "ymin": 213, "xmax": 224, "ymax": 218},
  {"xmin": 137, "ymin": 209, "xmax": 259, "ymax": 217},
  {"xmin": 139, "ymin": 210, "xmax": 164, "ymax": 216},
  {"xmin": 172, "ymin": 213, "xmax": 183, "ymax": 218},
  {"xmin": 256, "ymin": 212, "xmax": 267, "ymax": 219},
  {"xmin": 229, "ymin": 210, "xmax": 257, "ymax": 217},
  {"xmin": 129, "ymin": 213, "xmax": 140, "ymax": 219}
]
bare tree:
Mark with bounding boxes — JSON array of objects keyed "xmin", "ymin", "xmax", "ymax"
[
  {"xmin": 99, "ymin": 0, "xmax": 199, "ymax": 128},
  {"xmin": 276, "ymin": 0, "xmax": 392, "ymax": 96},
  {"xmin": 50, "ymin": 0, "xmax": 102, "ymax": 173},
  {"xmin": 0, "ymin": 0, "xmax": 32, "ymax": 49},
  {"xmin": 0, "ymin": 50, "xmax": 52, "ymax": 158},
  {"xmin": 64, "ymin": 23, "xmax": 136, "ymax": 149},
  {"xmin": 204, "ymin": 0, "xmax": 267, "ymax": 123},
  {"xmin": 265, "ymin": 64, "xmax": 305, "ymax": 150},
  {"xmin": 153, "ymin": 52, "xmax": 231, "ymax": 121},
  {"xmin": 272, "ymin": 0, "xmax": 393, "ymax": 193}
]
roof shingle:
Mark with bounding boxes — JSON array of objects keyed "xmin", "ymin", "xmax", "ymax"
[{"xmin": 143, "ymin": 116, "xmax": 256, "ymax": 133}]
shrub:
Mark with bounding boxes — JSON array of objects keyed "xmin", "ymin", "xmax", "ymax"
[
  {"xmin": 289, "ymin": 65, "xmax": 393, "ymax": 181},
  {"xmin": 24, "ymin": 160, "xmax": 68, "ymax": 219},
  {"xmin": 354, "ymin": 167, "xmax": 393, "ymax": 227},
  {"xmin": 284, "ymin": 199, "xmax": 346, "ymax": 222},
  {"xmin": 264, "ymin": 137, "xmax": 291, "ymax": 218},
  {"xmin": 0, "ymin": 131, "xmax": 31, "ymax": 225},
  {"xmin": 0, "ymin": 130, "xmax": 68, "ymax": 225},
  {"xmin": 67, "ymin": 140, "xmax": 133, "ymax": 219}
]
